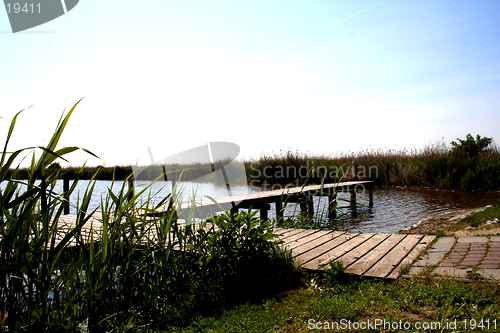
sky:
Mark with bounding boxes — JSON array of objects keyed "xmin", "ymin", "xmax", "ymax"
[{"xmin": 1, "ymin": 0, "xmax": 499, "ymax": 167}]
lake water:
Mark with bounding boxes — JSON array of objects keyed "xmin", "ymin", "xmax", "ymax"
[{"xmin": 50, "ymin": 180, "xmax": 500, "ymax": 234}]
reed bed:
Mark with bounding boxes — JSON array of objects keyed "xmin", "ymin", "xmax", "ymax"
[
  {"xmin": 0, "ymin": 101, "xmax": 298, "ymax": 331},
  {"xmin": 13, "ymin": 134, "xmax": 499, "ymax": 192},
  {"xmin": 244, "ymin": 136, "xmax": 500, "ymax": 191}
]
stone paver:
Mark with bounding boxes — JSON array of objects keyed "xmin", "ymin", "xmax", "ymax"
[
  {"xmin": 433, "ymin": 267, "xmax": 471, "ymax": 278},
  {"xmin": 478, "ymin": 269, "xmax": 500, "ymax": 280},
  {"xmin": 412, "ymin": 237, "xmax": 455, "ymax": 267},
  {"xmin": 408, "ymin": 266, "xmax": 426, "ymax": 275},
  {"xmin": 457, "ymin": 237, "xmax": 490, "ymax": 243},
  {"xmin": 410, "ymin": 236, "xmax": 500, "ymax": 281}
]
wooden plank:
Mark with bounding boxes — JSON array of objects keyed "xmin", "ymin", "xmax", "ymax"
[
  {"xmin": 346, "ymin": 234, "xmax": 406, "ymax": 276},
  {"xmin": 387, "ymin": 235, "xmax": 436, "ymax": 279},
  {"xmin": 288, "ymin": 231, "xmax": 345, "ymax": 257},
  {"xmin": 278, "ymin": 228, "xmax": 312, "ymax": 241},
  {"xmin": 364, "ymin": 234, "xmax": 422, "ymax": 278},
  {"xmin": 302, "ymin": 233, "xmax": 376, "ymax": 270},
  {"xmin": 336, "ymin": 233, "xmax": 391, "ymax": 267},
  {"xmin": 281, "ymin": 229, "xmax": 322, "ymax": 245},
  {"xmin": 284, "ymin": 230, "xmax": 334, "ymax": 251},
  {"xmin": 279, "ymin": 229, "xmax": 318, "ymax": 243},
  {"xmin": 274, "ymin": 228, "xmax": 290, "ymax": 235},
  {"xmin": 294, "ymin": 232, "xmax": 359, "ymax": 266}
]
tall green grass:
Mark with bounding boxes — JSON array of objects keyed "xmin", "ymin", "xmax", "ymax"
[
  {"xmin": 0, "ymin": 102, "xmax": 298, "ymax": 331},
  {"xmin": 244, "ymin": 135, "xmax": 500, "ymax": 191},
  {"xmin": 16, "ymin": 134, "xmax": 499, "ymax": 192}
]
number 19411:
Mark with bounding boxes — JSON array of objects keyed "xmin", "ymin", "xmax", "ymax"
[
  {"xmin": 6, "ymin": 3, "xmax": 41, "ymax": 14},
  {"xmin": 464, "ymin": 319, "xmax": 497, "ymax": 330}
]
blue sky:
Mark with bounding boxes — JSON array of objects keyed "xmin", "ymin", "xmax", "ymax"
[{"xmin": 1, "ymin": 0, "xmax": 499, "ymax": 167}]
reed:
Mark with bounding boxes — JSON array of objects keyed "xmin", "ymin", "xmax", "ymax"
[
  {"xmin": 20, "ymin": 135, "xmax": 499, "ymax": 192},
  {"xmin": 245, "ymin": 136, "xmax": 500, "ymax": 191},
  {"xmin": 0, "ymin": 101, "xmax": 298, "ymax": 331}
]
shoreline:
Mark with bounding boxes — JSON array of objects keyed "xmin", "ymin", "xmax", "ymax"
[{"xmin": 401, "ymin": 204, "xmax": 500, "ymax": 236}]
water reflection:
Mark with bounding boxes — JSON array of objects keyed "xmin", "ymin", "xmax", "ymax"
[
  {"xmin": 336, "ymin": 186, "xmax": 500, "ymax": 233},
  {"xmin": 251, "ymin": 185, "xmax": 500, "ymax": 233},
  {"xmin": 49, "ymin": 180, "xmax": 500, "ymax": 234}
]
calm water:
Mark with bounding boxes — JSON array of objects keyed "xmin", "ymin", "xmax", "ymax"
[
  {"xmin": 335, "ymin": 186, "xmax": 500, "ymax": 233},
  {"xmin": 47, "ymin": 180, "xmax": 500, "ymax": 234}
]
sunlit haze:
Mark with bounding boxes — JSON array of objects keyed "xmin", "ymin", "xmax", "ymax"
[{"xmin": 1, "ymin": 0, "xmax": 499, "ymax": 167}]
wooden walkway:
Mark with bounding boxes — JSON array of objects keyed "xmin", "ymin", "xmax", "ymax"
[
  {"xmin": 156, "ymin": 180, "xmax": 375, "ymax": 221},
  {"xmin": 277, "ymin": 227, "xmax": 435, "ymax": 279}
]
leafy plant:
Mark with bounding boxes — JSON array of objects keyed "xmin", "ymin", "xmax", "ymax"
[{"xmin": 321, "ymin": 261, "xmax": 347, "ymax": 286}]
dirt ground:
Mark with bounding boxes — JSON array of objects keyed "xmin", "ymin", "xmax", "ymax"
[{"xmin": 401, "ymin": 206, "xmax": 500, "ymax": 236}]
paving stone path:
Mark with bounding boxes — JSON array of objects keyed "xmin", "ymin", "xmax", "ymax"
[{"xmin": 409, "ymin": 236, "xmax": 500, "ymax": 280}]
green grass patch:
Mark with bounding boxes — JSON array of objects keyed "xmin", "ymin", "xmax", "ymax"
[
  {"xmin": 461, "ymin": 201, "xmax": 500, "ymax": 228},
  {"xmin": 173, "ymin": 275, "xmax": 500, "ymax": 332},
  {"xmin": 433, "ymin": 229, "xmax": 449, "ymax": 237}
]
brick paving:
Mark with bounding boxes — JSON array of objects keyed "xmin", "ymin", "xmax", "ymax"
[{"xmin": 410, "ymin": 236, "xmax": 500, "ymax": 280}]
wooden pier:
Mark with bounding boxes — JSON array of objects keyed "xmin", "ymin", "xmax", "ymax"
[
  {"xmin": 47, "ymin": 180, "xmax": 435, "ymax": 279},
  {"xmin": 157, "ymin": 180, "xmax": 375, "ymax": 221}
]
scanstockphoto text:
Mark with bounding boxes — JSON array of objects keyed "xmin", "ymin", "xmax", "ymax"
[{"xmin": 307, "ymin": 318, "xmax": 498, "ymax": 331}]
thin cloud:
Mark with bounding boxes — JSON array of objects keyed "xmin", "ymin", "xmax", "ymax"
[{"xmin": 259, "ymin": 0, "xmax": 389, "ymax": 61}]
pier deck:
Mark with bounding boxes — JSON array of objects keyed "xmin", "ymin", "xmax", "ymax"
[{"xmin": 277, "ymin": 227, "xmax": 435, "ymax": 279}]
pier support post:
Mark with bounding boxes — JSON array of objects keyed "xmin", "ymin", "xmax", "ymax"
[
  {"xmin": 63, "ymin": 174, "xmax": 70, "ymax": 215},
  {"xmin": 369, "ymin": 187, "xmax": 374, "ymax": 208},
  {"xmin": 259, "ymin": 204, "xmax": 269, "ymax": 221},
  {"xmin": 307, "ymin": 200, "xmax": 314, "ymax": 218},
  {"xmin": 299, "ymin": 195, "xmax": 314, "ymax": 218},
  {"xmin": 350, "ymin": 189, "xmax": 357, "ymax": 212},
  {"xmin": 127, "ymin": 177, "xmax": 135, "ymax": 203},
  {"xmin": 328, "ymin": 192, "xmax": 337, "ymax": 219},
  {"xmin": 230, "ymin": 207, "xmax": 239, "ymax": 217},
  {"xmin": 299, "ymin": 200, "xmax": 307, "ymax": 213},
  {"xmin": 275, "ymin": 198, "xmax": 283, "ymax": 226}
]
